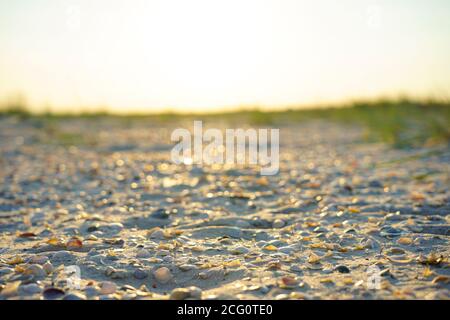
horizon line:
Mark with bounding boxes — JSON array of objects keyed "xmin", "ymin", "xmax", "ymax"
[{"xmin": 1, "ymin": 95, "xmax": 449, "ymax": 116}]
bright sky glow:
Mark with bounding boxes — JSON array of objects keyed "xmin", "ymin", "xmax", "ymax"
[{"xmin": 0, "ymin": 0, "xmax": 449, "ymax": 112}]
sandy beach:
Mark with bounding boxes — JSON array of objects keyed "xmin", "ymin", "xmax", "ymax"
[{"xmin": 0, "ymin": 116, "xmax": 449, "ymax": 300}]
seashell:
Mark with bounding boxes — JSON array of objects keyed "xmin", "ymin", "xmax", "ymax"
[
  {"xmin": 335, "ymin": 265, "xmax": 350, "ymax": 273},
  {"xmin": 99, "ymin": 281, "xmax": 117, "ymax": 295},
  {"xmin": 230, "ymin": 246, "xmax": 249, "ymax": 255},
  {"xmin": 30, "ymin": 255, "xmax": 49, "ymax": 265},
  {"xmin": 178, "ymin": 264, "xmax": 197, "ymax": 272},
  {"xmin": 169, "ymin": 286, "xmax": 202, "ymax": 300},
  {"xmin": 272, "ymin": 219, "xmax": 285, "ymax": 228},
  {"xmin": 397, "ymin": 237, "xmax": 413, "ymax": 245},
  {"xmin": 63, "ymin": 292, "xmax": 87, "ymax": 300},
  {"xmin": 20, "ymin": 283, "xmax": 42, "ymax": 295},
  {"xmin": 380, "ymin": 226, "xmax": 405, "ymax": 238},
  {"xmin": 133, "ymin": 268, "xmax": 148, "ymax": 279},
  {"xmin": 136, "ymin": 249, "xmax": 151, "ymax": 258},
  {"xmin": 1, "ymin": 281, "xmax": 21, "ymax": 297},
  {"xmin": 153, "ymin": 267, "xmax": 173, "ymax": 283},
  {"xmin": 27, "ymin": 264, "xmax": 46, "ymax": 277},
  {"xmin": 43, "ymin": 287, "xmax": 65, "ymax": 300}
]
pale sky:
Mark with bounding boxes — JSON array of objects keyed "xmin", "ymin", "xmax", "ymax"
[{"xmin": 0, "ymin": 0, "xmax": 449, "ymax": 113}]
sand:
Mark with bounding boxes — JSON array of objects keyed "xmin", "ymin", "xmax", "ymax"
[{"xmin": 0, "ymin": 116, "xmax": 449, "ymax": 300}]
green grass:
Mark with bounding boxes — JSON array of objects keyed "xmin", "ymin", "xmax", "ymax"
[{"xmin": 1, "ymin": 98, "xmax": 449, "ymax": 147}]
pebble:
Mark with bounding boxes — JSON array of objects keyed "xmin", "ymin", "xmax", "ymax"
[
  {"xmin": 84, "ymin": 286, "xmax": 100, "ymax": 297},
  {"xmin": 52, "ymin": 251, "xmax": 75, "ymax": 262},
  {"xmin": 230, "ymin": 246, "xmax": 250, "ymax": 255},
  {"xmin": 149, "ymin": 229, "xmax": 165, "ymax": 239},
  {"xmin": 105, "ymin": 266, "xmax": 117, "ymax": 276},
  {"xmin": 219, "ymin": 238, "xmax": 233, "ymax": 245},
  {"xmin": 162, "ymin": 255, "xmax": 174, "ymax": 263},
  {"xmin": 363, "ymin": 239, "xmax": 375, "ymax": 249},
  {"xmin": 86, "ymin": 223, "xmax": 99, "ymax": 232},
  {"xmin": 63, "ymin": 292, "xmax": 87, "ymax": 300},
  {"xmin": 369, "ymin": 180, "xmax": 383, "ymax": 188},
  {"xmin": 31, "ymin": 212, "xmax": 45, "ymax": 225},
  {"xmin": 279, "ymin": 246, "xmax": 295, "ymax": 254},
  {"xmin": 313, "ymin": 226, "xmax": 328, "ymax": 233},
  {"xmin": 153, "ymin": 267, "xmax": 173, "ymax": 283},
  {"xmin": 136, "ymin": 249, "xmax": 152, "ymax": 258},
  {"xmin": 386, "ymin": 247, "xmax": 406, "ymax": 255},
  {"xmin": 289, "ymin": 265, "xmax": 303, "ymax": 273},
  {"xmin": 28, "ymin": 264, "xmax": 46, "ymax": 277},
  {"xmin": 0, "ymin": 267, "xmax": 14, "ymax": 276},
  {"xmin": 99, "ymin": 281, "xmax": 117, "ymax": 295},
  {"xmin": 385, "ymin": 213, "xmax": 404, "ymax": 221},
  {"xmin": 169, "ymin": 286, "xmax": 202, "ymax": 300},
  {"xmin": 99, "ymin": 222, "xmax": 124, "ymax": 234},
  {"xmin": 1, "ymin": 281, "xmax": 20, "ymax": 297},
  {"xmin": 20, "ymin": 283, "xmax": 42, "ymax": 295},
  {"xmin": 86, "ymin": 234, "xmax": 98, "ymax": 241},
  {"xmin": 43, "ymin": 262, "xmax": 54, "ymax": 274},
  {"xmin": 267, "ymin": 240, "xmax": 288, "ymax": 247},
  {"xmin": 30, "ymin": 255, "xmax": 49, "ymax": 265},
  {"xmin": 380, "ymin": 226, "xmax": 404, "ymax": 238},
  {"xmin": 43, "ymin": 287, "xmax": 65, "ymax": 300},
  {"xmin": 150, "ymin": 208, "xmax": 170, "ymax": 219},
  {"xmin": 178, "ymin": 264, "xmax": 197, "ymax": 272},
  {"xmin": 272, "ymin": 219, "xmax": 285, "ymax": 228},
  {"xmin": 342, "ymin": 220, "xmax": 358, "ymax": 226},
  {"xmin": 109, "ymin": 269, "xmax": 128, "ymax": 279},
  {"xmin": 256, "ymin": 241, "xmax": 267, "ymax": 248},
  {"xmin": 133, "ymin": 268, "xmax": 148, "ymax": 279},
  {"xmin": 122, "ymin": 293, "xmax": 137, "ymax": 300},
  {"xmin": 255, "ymin": 231, "xmax": 270, "ymax": 241},
  {"xmin": 156, "ymin": 250, "xmax": 171, "ymax": 257},
  {"xmin": 236, "ymin": 220, "xmax": 251, "ymax": 228},
  {"xmin": 335, "ymin": 265, "xmax": 351, "ymax": 273},
  {"xmin": 177, "ymin": 235, "xmax": 191, "ymax": 243}
]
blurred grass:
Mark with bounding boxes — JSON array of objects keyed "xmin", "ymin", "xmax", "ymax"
[{"xmin": 1, "ymin": 98, "xmax": 449, "ymax": 148}]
